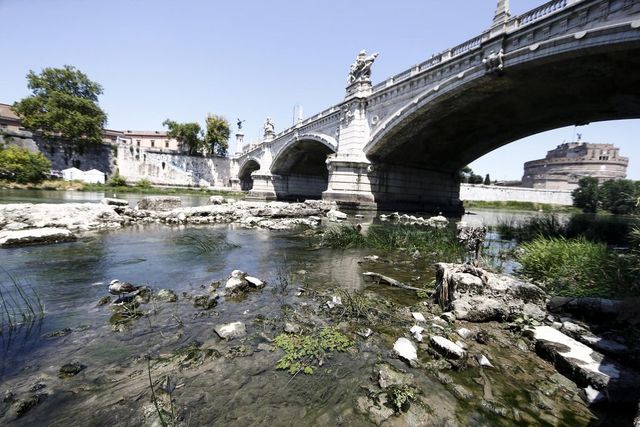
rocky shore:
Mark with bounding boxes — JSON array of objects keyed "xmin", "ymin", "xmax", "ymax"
[{"xmin": 0, "ymin": 197, "xmax": 335, "ymax": 246}]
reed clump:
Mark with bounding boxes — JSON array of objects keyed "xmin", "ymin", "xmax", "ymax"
[{"xmin": 0, "ymin": 268, "xmax": 45, "ymax": 330}]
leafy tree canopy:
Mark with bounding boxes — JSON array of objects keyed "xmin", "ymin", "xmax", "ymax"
[
  {"xmin": 0, "ymin": 145, "xmax": 51, "ymax": 183},
  {"xmin": 204, "ymin": 115, "xmax": 230, "ymax": 157},
  {"xmin": 572, "ymin": 177, "xmax": 600, "ymax": 213},
  {"xmin": 459, "ymin": 166, "xmax": 483, "ymax": 184},
  {"xmin": 13, "ymin": 65, "xmax": 107, "ymax": 144},
  {"xmin": 164, "ymin": 114, "xmax": 230, "ymax": 157},
  {"xmin": 163, "ymin": 120, "xmax": 203, "ymax": 156}
]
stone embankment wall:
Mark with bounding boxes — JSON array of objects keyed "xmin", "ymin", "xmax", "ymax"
[
  {"xmin": 1, "ymin": 131, "xmax": 115, "ymax": 174},
  {"xmin": 116, "ymin": 145, "xmax": 231, "ymax": 188},
  {"xmin": 460, "ymin": 184, "xmax": 573, "ymax": 205}
]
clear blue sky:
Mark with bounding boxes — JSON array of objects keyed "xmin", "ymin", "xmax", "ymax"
[{"xmin": 1, "ymin": 0, "xmax": 637, "ymax": 179}]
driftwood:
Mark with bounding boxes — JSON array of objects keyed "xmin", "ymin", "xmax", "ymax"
[{"xmin": 362, "ymin": 272, "xmax": 422, "ymax": 292}]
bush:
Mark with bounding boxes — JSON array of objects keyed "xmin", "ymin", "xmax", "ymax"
[
  {"xmin": 136, "ymin": 178, "xmax": 152, "ymax": 189},
  {"xmin": 107, "ymin": 172, "xmax": 127, "ymax": 187},
  {"xmin": 518, "ymin": 236, "xmax": 633, "ymax": 297},
  {"xmin": 0, "ymin": 145, "xmax": 51, "ymax": 183}
]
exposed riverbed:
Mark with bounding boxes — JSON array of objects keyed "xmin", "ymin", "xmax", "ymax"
[{"xmin": 0, "ymin": 191, "xmax": 626, "ymax": 425}]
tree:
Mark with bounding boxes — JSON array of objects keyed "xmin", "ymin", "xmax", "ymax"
[
  {"xmin": 0, "ymin": 145, "xmax": 51, "ymax": 183},
  {"xmin": 162, "ymin": 119, "xmax": 204, "ymax": 156},
  {"xmin": 483, "ymin": 174, "xmax": 491, "ymax": 185},
  {"xmin": 13, "ymin": 65, "xmax": 107, "ymax": 144},
  {"xmin": 204, "ymin": 114, "xmax": 230, "ymax": 156},
  {"xmin": 459, "ymin": 166, "xmax": 483, "ymax": 184},
  {"xmin": 572, "ymin": 177, "xmax": 599, "ymax": 213},
  {"xmin": 599, "ymin": 179, "xmax": 639, "ymax": 215}
]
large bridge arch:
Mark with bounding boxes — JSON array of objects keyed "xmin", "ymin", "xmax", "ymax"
[
  {"xmin": 238, "ymin": 158, "xmax": 260, "ymax": 191},
  {"xmin": 270, "ymin": 133, "xmax": 337, "ymax": 200},
  {"xmin": 360, "ymin": 28, "xmax": 640, "ymax": 212}
]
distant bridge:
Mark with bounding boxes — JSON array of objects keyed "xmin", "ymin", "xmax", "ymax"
[{"xmin": 231, "ymin": 0, "xmax": 640, "ymax": 213}]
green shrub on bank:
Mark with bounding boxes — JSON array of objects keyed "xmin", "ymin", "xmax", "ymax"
[
  {"xmin": 518, "ymin": 236, "xmax": 635, "ymax": 297},
  {"xmin": 106, "ymin": 173, "xmax": 127, "ymax": 187},
  {"xmin": 0, "ymin": 145, "xmax": 51, "ymax": 183},
  {"xmin": 136, "ymin": 178, "xmax": 152, "ymax": 189}
]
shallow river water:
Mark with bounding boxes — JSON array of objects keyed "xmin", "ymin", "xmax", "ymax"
[{"xmin": 0, "ymin": 191, "xmax": 600, "ymax": 426}]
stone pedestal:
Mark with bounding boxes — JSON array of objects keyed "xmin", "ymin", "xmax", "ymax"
[
  {"xmin": 322, "ymin": 155, "xmax": 376, "ymax": 208},
  {"xmin": 246, "ymin": 173, "xmax": 281, "ymax": 200},
  {"xmin": 229, "ymin": 178, "xmax": 241, "ymax": 191},
  {"xmin": 235, "ymin": 132, "xmax": 245, "ymax": 155}
]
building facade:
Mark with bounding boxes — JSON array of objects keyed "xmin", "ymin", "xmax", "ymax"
[
  {"xmin": 0, "ymin": 103, "xmax": 181, "ymax": 153},
  {"xmin": 522, "ymin": 142, "xmax": 629, "ymax": 190}
]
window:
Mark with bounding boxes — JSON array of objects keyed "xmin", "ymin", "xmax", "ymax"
[
  {"xmin": 151, "ymin": 140, "xmax": 155, "ymax": 147},
  {"xmin": 136, "ymin": 140, "xmax": 141, "ymax": 147},
  {"xmin": 165, "ymin": 141, "xmax": 169, "ymax": 148}
]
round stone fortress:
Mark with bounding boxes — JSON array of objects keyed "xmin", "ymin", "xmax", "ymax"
[{"xmin": 522, "ymin": 141, "xmax": 628, "ymax": 190}]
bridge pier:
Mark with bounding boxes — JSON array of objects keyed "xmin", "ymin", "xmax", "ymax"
[
  {"xmin": 323, "ymin": 158, "xmax": 463, "ymax": 214},
  {"xmin": 246, "ymin": 172, "xmax": 282, "ymax": 201}
]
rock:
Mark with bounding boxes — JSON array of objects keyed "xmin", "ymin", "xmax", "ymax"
[
  {"xmin": 326, "ymin": 295, "xmax": 342, "ymax": 309},
  {"xmin": 393, "ymin": 337, "xmax": 417, "ymax": 364},
  {"xmin": 214, "ymin": 322, "xmax": 247, "ymax": 340},
  {"xmin": 561, "ymin": 321, "xmax": 589, "ymax": 336},
  {"xmin": 59, "ymin": 361, "xmax": 85, "ymax": 378},
  {"xmin": 457, "ymin": 327, "xmax": 473, "ymax": 339},
  {"xmin": 475, "ymin": 354, "xmax": 494, "ymax": 368},
  {"xmin": 580, "ymin": 385, "xmax": 606, "ymax": 406},
  {"xmin": 434, "ymin": 263, "xmax": 546, "ymax": 322},
  {"xmin": 378, "ymin": 364, "xmax": 412, "ymax": 389},
  {"xmin": 441, "ymin": 312, "xmax": 456, "ymax": 323},
  {"xmin": 411, "ymin": 312, "xmax": 426, "ymax": 322},
  {"xmin": 427, "ymin": 215, "xmax": 449, "ymax": 228},
  {"xmin": 580, "ymin": 335, "xmax": 628, "ymax": 356},
  {"xmin": 193, "ymin": 295, "xmax": 218, "ymax": 310},
  {"xmin": 0, "ymin": 227, "xmax": 76, "ymax": 247},
  {"xmin": 155, "ymin": 289, "xmax": 178, "ymax": 303},
  {"xmin": 430, "ymin": 336, "xmax": 466, "ymax": 359},
  {"xmin": 15, "ymin": 393, "xmax": 46, "ymax": 417},
  {"xmin": 102, "ymin": 198, "xmax": 128, "ymax": 206},
  {"xmin": 357, "ymin": 328, "xmax": 373, "ymax": 339},
  {"xmin": 363, "ymin": 255, "xmax": 380, "ymax": 262},
  {"xmin": 209, "ymin": 195, "xmax": 225, "ymax": 204},
  {"xmin": 326, "ymin": 209, "xmax": 347, "ymax": 221},
  {"xmin": 475, "ymin": 330, "xmax": 490, "ymax": 344},
  {"xmin": 451, "ymin": 384, "xmax": 473, "ymax": 400},
  {"xmin": 530, "ymin": 325, "xmax": 640, "ymax": 405},
  {"xmin": 225, "ymin": 270, "xmax": 249, "ymax": 292},
  {"xmin": 137, "ymin": 196, "xmax": 182, "ymax": 211},
  {"xmin": 245, "ymin": 275, "xmax": 265, "ymax": 288},
  {"xmin": 0, "ymin": 202, "xmax": 124, "ymax": 231},
  {"xmin": 284, "ymin": 322, "xmax": 301, "ymax": 334},
  {"xmin": 410, "ymin": 325, "xmax": 425, "ymax": 342}
]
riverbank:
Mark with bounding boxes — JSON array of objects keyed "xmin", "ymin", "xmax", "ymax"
[
  {"xmin": 0, "ymin": 179, "xmax": 244, "ymax": 197},
  {"xmin": 464, "ymin": 200, "xmax": 578, "ymax": 213},
  {"xmin": 1, "ymin": 198, "xmax": 639, "ymax": 425}
]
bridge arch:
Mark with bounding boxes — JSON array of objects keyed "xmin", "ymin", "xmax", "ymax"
[
  {"xmin": 365, "ymin": 31, "xmax": 640, "ymax": 174},
  {"xmin": 270, "ymin": 133, "xmax": 337, "ymax": 200},
  {"xmin": 359, "ymin": 29, "xmax": 640, "ymax": 213},
  {"xmin": 238, "ymin": 158, "xmax": 260, "ymax": 191}
]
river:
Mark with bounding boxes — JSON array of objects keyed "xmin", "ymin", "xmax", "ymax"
[{"xmin": 0, "ymin": 189, "xmax": 598, "ymax": 426}]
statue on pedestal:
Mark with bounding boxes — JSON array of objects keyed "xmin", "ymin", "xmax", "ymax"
[
  {"xmin": 263, "ymin": 118, "xmax": 275, "ymax": 138},
  {"xmin": 236, "ymin": 118, "xmax": 245, "ymax": 131},
  {"xmin": 348, "ymin": 50, "xmax": 379, "ymax": 84}
]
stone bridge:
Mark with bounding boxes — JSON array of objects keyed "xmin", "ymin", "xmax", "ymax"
[{"xmin": 231, "ymin": 0, "xmax": 640, "ymax": 214}]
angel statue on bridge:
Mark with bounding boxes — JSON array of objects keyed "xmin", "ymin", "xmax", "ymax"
[{"xmin": 348, "ymin": 49, "xmax": 379, "ymax": 84}]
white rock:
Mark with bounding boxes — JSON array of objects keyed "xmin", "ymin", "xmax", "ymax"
[
  {"xmin": 580, "ymin": 385, "xmax": 606, "ymax": 405},
  {"xmin": 411, "ymin": 312, "xmax": 426, "ymax": 322},
  {"xmin": 455, "ymin": 340, "xmax": 467, "ymax": 349},
  {"xmin": 209, "ymin": 195, "xmax": 225, "ymax": 205},
  {"xmin": 214, "ymin": 322, "xmax": 247, "ymax": 339},
  {"xmin": 393, "ymin": 337, "xmax": 417, "ymax": 362},
  {"xmin": 225, "ymin": 276, "xmax": 248, "ymax": 291},
  {"xmin": 0, "ymin": 227, "xmax": 76, "ymax": 247},
  {"xmin": 457, "ymin": 327, "xmax": 473, "ymax": 339},
  {"xmin": 441, "ymin": 312, "xmax": 456, "ymax": 323},
  {"xmin": 475, "ymin": 354, "xmax": 494, "ymax": 368},
  {"xmin": 102, "ymin": 198, "xmax": 128, "ymax": 206},
  {"xmin": 410, "ymin": 325, "xmax": 425, "ymax": 342},
  {"xmin": 326, "ymin": 209, "xmax": 347, "ymax": 221},
  {"xmin": 430, "ymin": 335, "xmax": 466, "ymax": 359},
  {"xmin": 245, "ymin": 275, "xmax": 265, "ymax": 288}
]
